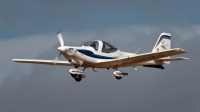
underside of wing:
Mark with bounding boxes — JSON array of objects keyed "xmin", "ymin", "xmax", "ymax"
[
  {"xmin": 95, "ymin": 48, "xmax": 187, "ymax": 68},
  {"xmin": 12, "ymin": 59, "xmax": 73, "ymax": 66}
]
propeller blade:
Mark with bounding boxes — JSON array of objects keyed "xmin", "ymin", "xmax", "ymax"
[
  {"xmin": 56, "ymin": 52, "xmax": 62, "ymax": 60},
  {"xmin": 53, "ymin": 52, "xmax": 62, "ymax": 65},
  {"xmin": 57, "ymin": 31, "xmax": 64, "ymax": 46}
]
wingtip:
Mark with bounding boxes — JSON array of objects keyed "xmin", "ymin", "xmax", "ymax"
[
  {"xmin": 180, "ymin": 57, "xmax": 190, "ymax": 60},
  {"xmin": 174, "ymin": 48, "xmax": 187, "ymax": 53},
  {"xmin": 182, "ymin": 50, "xmax": 187, "ymax": 53},
  {"xmin": 12, "ymin": 59, "xmax": 20, "ymax": 62}
]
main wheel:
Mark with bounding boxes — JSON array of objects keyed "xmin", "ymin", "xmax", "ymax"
[
  {"xmin": 71, "ymin": 74, "xmax": 78, "ymax": 78},
  {"xmin": 75, "ymin": 75, "xmax": 82, "ymax": 82},
  {"xmin": 115, "ymin": 76, "xmax": 122, "ymax": 80}
]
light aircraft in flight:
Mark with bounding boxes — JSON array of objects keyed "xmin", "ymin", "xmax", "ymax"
[{"xmin": 13, "ymin": 32, "xmax": 188, "ymax": 82}]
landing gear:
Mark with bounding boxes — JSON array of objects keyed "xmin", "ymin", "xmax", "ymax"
[
  {"xmin": 70, "ymin": 73, "xmax": 83, "ymax": 82},
  {"xmin": 74, "ymin": 75, "xmax": 82, "ymax": 82},
  {"xmin": 115, "ymin": 76, "xmax": 122, "ymax": 80},
  {"xmin": 113, "ymin": 70, "xmax": 128, "ymax": 80},
  {"xmin": 71, "ymin": 74, "xmax": 78, "ymax": 78},
  {"xmin": 69, "ymin": 67, "xmax": 85, "ymax": 82}
]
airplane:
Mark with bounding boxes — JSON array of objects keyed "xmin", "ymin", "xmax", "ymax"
[{"xmin": 13, "ymin": 32, "xmax": 189, "ymax": 82}]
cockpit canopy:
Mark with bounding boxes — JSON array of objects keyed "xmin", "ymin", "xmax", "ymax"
[
  {"xmin": 101, "ymin": 41, "xmax": 118, "ymax": 53},
  {"xmin": 83, "ymin": 41, "xmax": 99, "ymax": 51},
  {"xmin": 82, "ymin": 40, "xmax": 118, "ymax": 53}
]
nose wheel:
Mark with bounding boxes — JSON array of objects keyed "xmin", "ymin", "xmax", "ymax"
[
  {"xmin": 70, "ymin": 74, "xmax": 83, "ymax": 82},
  {"xmin": 115, "ymin": 76, "xmax": 122, "ymax": 80},
  {"xmin": 113, "ymin": 70, "xmax": 128, "ymax": 80}
]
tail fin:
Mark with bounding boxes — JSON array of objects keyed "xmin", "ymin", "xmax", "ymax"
[
  {"xmin": 152, "ymin": 33, "xmax": 171, "ymax": 64},
  {"xmin": 152, "ymin": 33, "xmax": 171, "ymax": 52}
]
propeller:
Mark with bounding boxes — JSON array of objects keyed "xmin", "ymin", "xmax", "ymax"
[
  {"xmin": 53, "ymin": 31, "xmax": 65, "ymax": 65},
  {"xmin": 54, "ymin": 52, "xmax": 62, "ymax": 61},
  {"xmin": 53, "ymin": 31, "xmax": 76, "ymax": 65},
  {"xmin": 57, "ymin": 31, "xmax": 64, "ymax": 47}
]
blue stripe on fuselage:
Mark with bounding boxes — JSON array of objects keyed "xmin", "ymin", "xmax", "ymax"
[{"xmin": 77, "ymin": 49, "xmax": 116, "ymax": 59}]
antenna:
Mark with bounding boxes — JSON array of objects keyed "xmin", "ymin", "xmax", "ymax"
[{"xmin": 134, "ymin": 48, "xmax": 140, "ymax": 55}]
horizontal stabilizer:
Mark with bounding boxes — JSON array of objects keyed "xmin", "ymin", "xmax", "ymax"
[
  {"xmin": 12, "ymin": 59, "xmax": 73, "ymax": 66},
  {"xmin": 157, "ymin": 57, "xmax": 189, "ymax": 61}
]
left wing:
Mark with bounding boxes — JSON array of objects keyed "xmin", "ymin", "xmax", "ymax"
[
  {"xmin": 96, "ymin": 48, "xmax": 187, "ymax": 67},
  {"xmin": 12, "ymin": 59, "xmax": 73, "ymax": 66}
]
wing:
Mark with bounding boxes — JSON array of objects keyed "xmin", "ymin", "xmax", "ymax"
[
  {"xmin": 12, "ymin": 59, "xmax": 73, "ymax": 66},
  {"xmin": 96, "ymin": 48, "xmax": 187, "ymax": 67}
]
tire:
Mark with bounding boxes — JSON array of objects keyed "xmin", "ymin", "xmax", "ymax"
[
  {"xmin": 71, "ymin": 74, "xmax": 78, "ymax": 78},
  {"xmin": 115, "ymin": 76, "xmax": 122, "ymax": 80},
  {"xmin": 75, "ymin": 75, "xmax": 82, "ymax": 82}
]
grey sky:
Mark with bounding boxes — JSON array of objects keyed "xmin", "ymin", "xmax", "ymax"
[
  {"xmin": 0, "ymin": 0, "xmax": 200, "ymax": 112},
  {"xmin": 0, "ymin": 0, "xmax": 199, "ymax": 39}
]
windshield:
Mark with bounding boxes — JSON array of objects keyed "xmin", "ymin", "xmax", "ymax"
[
  {"xmin": 102, "ymin": 41, "xmax": 118, "ymax": 53},
  {"xmin": 82, "ymin": 41, "xmax": 99, "ymax": 51}
]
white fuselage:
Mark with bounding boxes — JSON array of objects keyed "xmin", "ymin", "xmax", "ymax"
[{"xmin": 61, "ymin": 40, "xmax": 163, "ymax": 68}]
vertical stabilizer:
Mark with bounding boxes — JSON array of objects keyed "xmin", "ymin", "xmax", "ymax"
[
  {"xmin": 152, "ymin": 33, "xmax": 171, "ymax": 64},
  {"xmin": 152, "ymin": 33, "xmax": 171, "ymax": 52}
]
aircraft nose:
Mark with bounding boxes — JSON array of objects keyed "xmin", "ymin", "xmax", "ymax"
[{"xmin": 58, "ymin": 46, "xmax": 66, "ymax": 52}]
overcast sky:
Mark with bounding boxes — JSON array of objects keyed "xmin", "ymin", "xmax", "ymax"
[{"xmin": 0, "ymin": 0, "xmax": 199, "ymax": 112}]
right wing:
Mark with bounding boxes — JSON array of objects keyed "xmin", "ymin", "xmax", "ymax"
[
  {"xmin": 12, "ymin": 59, "xmax": 73, "ymax": 66},
  {"xmin": 96, "ymin": 48, "xmax": 187, "ymax": 67}
]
